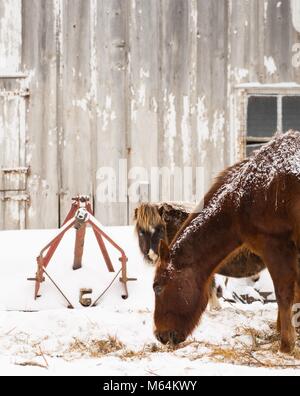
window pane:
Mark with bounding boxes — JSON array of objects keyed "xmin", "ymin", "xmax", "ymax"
[
  {"xmin": 282, "ymin": 96, "xmax": 300, "ymax": 132},
  {"xmin": 247, "ymin": 96, "xmax": 277, "ymax": 138},
  {"xmin": 246, "ymin": 143, "xmax": 265, "ymax": 157}
]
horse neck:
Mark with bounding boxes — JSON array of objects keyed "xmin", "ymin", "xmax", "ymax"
[{"xmin": 171, "ymin": 205, "xmax": 241, "ymax": 280}]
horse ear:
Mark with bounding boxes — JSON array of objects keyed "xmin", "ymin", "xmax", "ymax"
[
  {"xmin": 159, "ymin": 239, "xmax": 170, "ymax": 261},
  {"xmin": 133, "ymin": 208, "xmax": 138, "ymax": 220},
  {"xmin": 158, "ymin": 204, "xmax": 165, "ymax": 217}
]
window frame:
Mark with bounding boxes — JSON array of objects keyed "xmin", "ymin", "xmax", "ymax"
[{"xmin": 231, "ymin": 84, "xmax": 300, "ymax": 161}]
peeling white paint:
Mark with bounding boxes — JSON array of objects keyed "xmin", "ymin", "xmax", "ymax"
[
  {"xmin": 151, "ymin": 97, "xmax": 158, "ymax": 113},
  {"xmin": 139, "ymin": 68, "xmax": 150, "ymax": 79},
  {"xmin": 138, "ymin": 84, "xmax": 146, "ymax": 107},
  {"xmin": 72, "ymin": 98, "xmax": 89, "ymax": 112},
  {"xmin": 291, "ymin": 0, "xmax": 300, "ymax": 33},
  {"xmin": 131, "ymin": 101, "xmax": 137, "ymax": 123},
  {"xmin": 27, "ymin": 205, "xmax": 36, "ymax": 221},
  {"xmin": 190, "ymin": 1, "xmax": 197, "ymax": 27},
  {"xmin": 264, "ymin": 56, "xmax": 277, "ymax": 75},
  {"xmin": 102, "ymin": 96, "xmax": 115, "ymax": 131},
  {"xmin": 105, "ymin": 96, "xmax": 112, "ymax": 110},
  {"xmin": 41, "ymin": 179, "xmax": 49, "ymax": 190},
  {"xmin": 212, "ymin": 110, "xmax": 225, "ymax": 147},
  {"xmin": 20, "ymin": 69, "xmax": 35, "ymax": 92},
  {"xmin": 164, "ymin": 92, "xmax": 177, "ymax": 170},
  {"xmin": 232, "ymin": 67, "xmax": 249, "ymax": 83},
  {"xmin": 130, "ymin": 85, "xmax": 137, "ymax": 123},
  {"xmin": 264, "ymin": 1, "xmax": 268, "ymax": 22},
  {"xmin": 196, "ymin": 96, "xmax": 209, "ymax": 162},
  {"xmin": 277, "ymin": 2, "xmax": 282, "ymax": 8},
  {"xmin": 90, "ymin": 0, "xmax": 97, "ymax": 103},
  {"xmin": 54, "ymin": 0, "xmax": 63, "ymax": 94},
  {"xmin": 181, "ymin": 96, "xmax": 191, "ymax": 166},
  {"xmin": 0, "ymin": 0, "xmax": 22, "ymax": 73}
]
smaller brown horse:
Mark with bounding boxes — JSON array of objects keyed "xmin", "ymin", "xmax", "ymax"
[
  {"xmin": 134, "ymin": 202, "xmax": 194, "ymax": 263},
  {"xmin": 154, "ymin": 131, "xmax": 300, "ymax": 354}
]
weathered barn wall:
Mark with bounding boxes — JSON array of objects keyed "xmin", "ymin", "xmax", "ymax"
[{"xmin": 0, "ymin": 0, "xmax": 300, "ymax": 229}]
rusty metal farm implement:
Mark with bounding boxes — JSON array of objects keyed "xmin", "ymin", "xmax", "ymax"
[{"xmin": 28, "ymin": 196, "xmax": 136, "ymax": 308}]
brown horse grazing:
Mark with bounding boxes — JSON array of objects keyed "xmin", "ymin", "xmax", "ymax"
[
  {"xmin": 154, "ymin": 130, "xmax": 300, "ymax": 353},
  {"xmin": 134, "ymin": 201, "xmax": 266, "ymax": 309}
]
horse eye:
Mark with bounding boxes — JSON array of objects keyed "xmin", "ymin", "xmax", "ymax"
[
  {"xmin": 153, "ymin": 281, "xmax": 163, "ymax": 296},
  {"xmin": 139, "ymin": 230, "xmax": 145, "ymax": 236}
]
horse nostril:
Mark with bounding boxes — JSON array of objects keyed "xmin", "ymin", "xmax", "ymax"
[
  {"xmin": 169, "ymin": 331, "xmax": 185, "ymax": 345},
  {"xmin": 169, "ymin": 331, "xmax": 178, "ymax": 345},
  {"xmin": 155, "ymin": 331, "xmax": 168, "ymax": 345}
]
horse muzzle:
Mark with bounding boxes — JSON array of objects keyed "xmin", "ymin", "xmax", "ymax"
[{"xmin": 154, "ymin": 330, "xmax": 186, "ymax": 345}]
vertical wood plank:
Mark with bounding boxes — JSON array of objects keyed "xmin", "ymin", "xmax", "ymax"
[
  {"xmin": 159, "ymin": 0, "xmax": 196, "ymax": 201},
  {"xmin": 196, "ymin": 0, "xmax": 228, "ymax": 192},
  {"xmin": 94, "ymin": 0, "xmax": 128, "ymax": 225},
  {"xmin": 127, "ymin": 0, "xmax": 160, "ymax": 219},
  {"xmin": 0, "ymin": 0, "xmax": 22, "ymax": 73},
  {"xmin": 264, "ymin": 0, "xmax": 300, "ymax": 82},
  {"xmin": 22, "ymin": 0, "xmax": 59, "ymax": 228},
  {"xmin": 58, "ymin": 0, "xmax": 93, "ymax": 222}
]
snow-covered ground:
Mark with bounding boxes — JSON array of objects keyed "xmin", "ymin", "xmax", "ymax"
[{"xmin": 1, "ymin": 226, "xmax": 300, "ymax": 376}]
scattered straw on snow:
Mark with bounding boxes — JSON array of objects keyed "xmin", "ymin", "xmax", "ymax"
[{"xmin": 2, "ymin": 304, "xmax": 300, "ymax": 373}]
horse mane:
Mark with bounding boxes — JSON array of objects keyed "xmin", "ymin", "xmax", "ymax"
[
  {"xmin": 134, "ymin": 203, "xmax": 164, "ymax": 232},
  {"xmin": 169, "ymin": 159, "xmax": 249, "ymax": 248}
]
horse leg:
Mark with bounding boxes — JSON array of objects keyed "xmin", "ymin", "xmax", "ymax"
[
  {"xmin": 293, "ymin": 268, "xmax": 300, "ymax": 334},
  {"xmin": 257, "ymin": 236, "xmax": 297, "ymax": 353},
  {"xmin": 208, "ymin": 277, "xmax": 221, "ymax": 311}
]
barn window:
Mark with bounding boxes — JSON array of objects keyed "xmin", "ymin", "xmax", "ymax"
[{"xmin": 246, "ymin": 94, "xmax": 300, "ymax": 157}]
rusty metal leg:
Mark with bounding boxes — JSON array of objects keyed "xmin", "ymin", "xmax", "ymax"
[
  {"xmin": 43, "ymin": 204, "xmax": 78, "ymax": 268},
  {"xmin": 119, "ymin": 256, "xmax": 129, "ymax": 299},
  {"xmin": 34, "ymin": 256, "xmax": 45, "ymax": 299},
  {"xmin": 73, "ymin": 223, "xmax": 86, "ymax": 270},
  {"xmin": 92, "ymin": 225, "xmax": 115, "ymax": 272}
]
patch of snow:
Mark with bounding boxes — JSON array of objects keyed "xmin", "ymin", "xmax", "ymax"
[{"xmin": 0, "ymin": 227, "xmax": 299, "ymax": 375}]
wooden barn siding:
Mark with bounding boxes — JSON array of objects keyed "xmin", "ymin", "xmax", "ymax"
[
  {"xmin": 228, "ymin": 0, "xmax": 300, "ymax": 85},
  {"xmin": 0, "ymin": 0, "xmax": 299, "ymax": 229},
  {"xmin": 21, "ymin": 0, "xmax": 59, "ymax": 229},
  {"xmin": 0, "ymin": 0, "xmax": 27, "ymax": 230}
]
